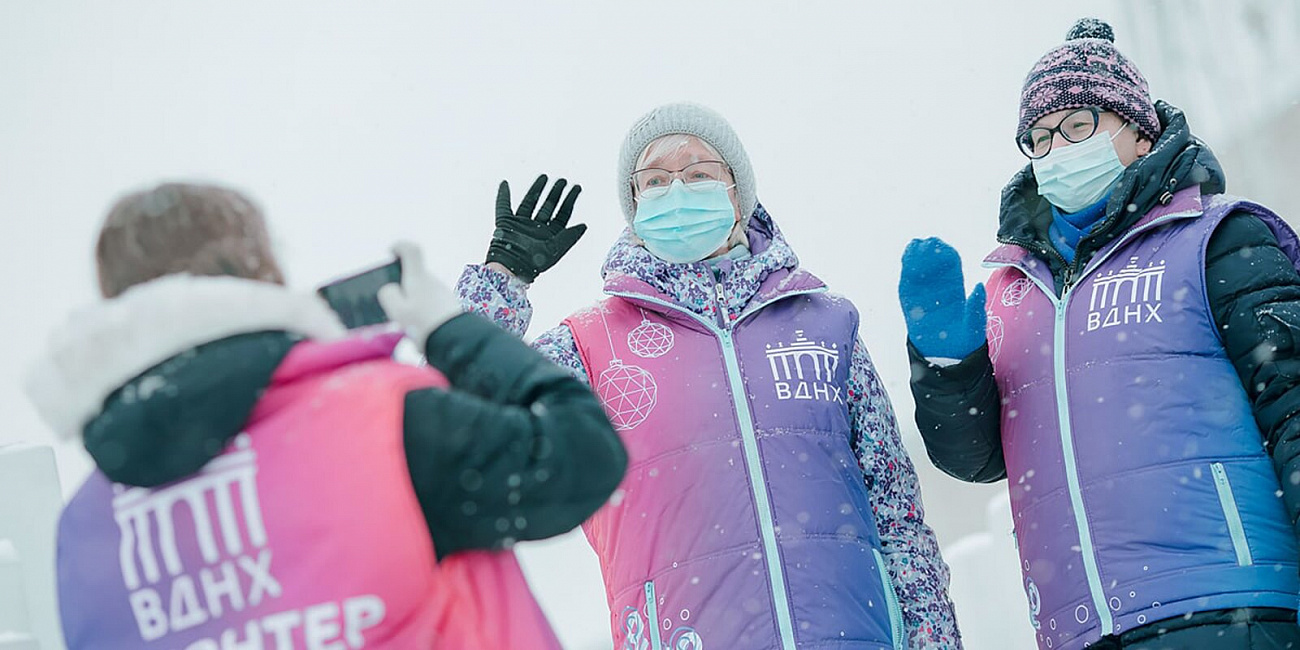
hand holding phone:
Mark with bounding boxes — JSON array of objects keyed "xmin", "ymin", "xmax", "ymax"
[
  {"xmin": 317, "ymin": 259, "xmax": 403, "ymax": 330},
  {"xmin": 375, "ymin": 242, "xmax": 463, "ymax": 345}
]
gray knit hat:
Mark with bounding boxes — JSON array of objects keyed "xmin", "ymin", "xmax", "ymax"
[{"xmin": 617, "ymin": 102, "xmax": 757, "ymax": 226}]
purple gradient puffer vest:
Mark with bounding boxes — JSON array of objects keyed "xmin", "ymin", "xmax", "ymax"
[
  {"xmin": 56, "ymin": 333, "xmax": 562, "ymax": 650},
  {"xmin": 984, "ymin": 188, "xmax": 1300, "ymax": 650},
  {"xmin": 564, "ymin": 268, "xmax": 904, "ymax": 650}
]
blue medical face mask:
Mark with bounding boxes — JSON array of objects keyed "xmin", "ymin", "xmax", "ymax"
[
  {"xmin": 1032, "ymin": 126, "xmax": 1128, "ymax": 214},
  {"xmin": 633, "ymin": 180, "xmax": 737, "ymax": 264}
]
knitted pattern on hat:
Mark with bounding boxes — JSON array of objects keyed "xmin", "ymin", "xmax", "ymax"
[
  {"xmin": 1018, "ymin": 17, "xmax": 1161, "ymax": 141},
  {"xmin": 617, "ymin": 102, "xmax": 757, "ymax": 227}
]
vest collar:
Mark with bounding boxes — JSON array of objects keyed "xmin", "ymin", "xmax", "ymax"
[
  {"xmin": 985, "ymin": 186, "xmax": 1207, "ymax": 294},
  {"xmin": 601, "ymin": 204, "xmax": 822, "ymax": 324}
]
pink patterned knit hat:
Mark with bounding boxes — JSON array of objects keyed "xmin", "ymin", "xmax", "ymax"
[{"xmin": 1018, "ymin": 18, "xmax": 1161, "ymax": 141}]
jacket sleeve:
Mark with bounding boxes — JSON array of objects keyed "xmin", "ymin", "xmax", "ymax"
[
  {"xmin": 529, "ymin": 322, "xmax": 592, "ymax": 386},
  {"xmin": 907, "ymin": 340, "xmax": 1006, "ymax": 483},
  {"xmin": 456, "ymin": 262, "xmax": 592, "ymax": 384},
  {"xmin": 455, "ymin": 264, "xmax": 535, "ymax": 338},
  {"xmin": 1206, "ymin": 212, "xmax": 1300, "ymax": 535},
  {"xmin": 402, "ymin": 312, "xmax": 627, "ymax": 560},
  {"xmin": 851, "ymin": 339, "xmax": 962, "ymax": 649}
]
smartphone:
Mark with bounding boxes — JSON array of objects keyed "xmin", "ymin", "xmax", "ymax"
[{"xmin": 317, "ymin": 259, "xmax": 403, "ymax": 329}]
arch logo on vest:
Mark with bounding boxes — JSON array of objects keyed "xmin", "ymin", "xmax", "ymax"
[
  {"xmin": 113, "ymin": 433, "xmax": 385, "ymax": 648},
  {"xmin": 1086, "ymin": 256, "xmax": 1166, "ymax": 332},
  {"xmin": 765, "ymin": 330, "xmax": 844, "ymax": 403}
]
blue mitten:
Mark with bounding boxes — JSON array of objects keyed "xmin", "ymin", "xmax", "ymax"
[{"xmin": 899, "ymin": 237, "xmax": 987, "ymax": 360}]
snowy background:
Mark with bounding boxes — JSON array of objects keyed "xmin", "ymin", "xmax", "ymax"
[{"xmin": 2, "ymin": 2, "xmax": 1297, "ymax": 648}]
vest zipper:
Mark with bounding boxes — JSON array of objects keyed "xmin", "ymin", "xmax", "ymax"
[
  {"xmin": 1050, "ymin": 287, "xmax": 1113, "ymax": 634},
  {"xmin": 645, "ymin": 581, "xmax": 663, "ymax": 649},
  {"xmin": 606, "ymin": 289, "xmax": 826, "ymax": 650},
  {"xmin": 718, "ymin": 326, "xmax": 798, "ymax": 648},
  {"xmin": 715, "ymin": 281, "xmax": 728, "ymax": 329},
  {"xmin": 1210, "ymin": 463, "xmax": 1254, "ymax": 566}
]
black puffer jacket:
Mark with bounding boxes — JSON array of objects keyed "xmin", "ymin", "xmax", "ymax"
[
  {"xmin": 909, "ymin": 102, "xmax": 1300, "ymax": 535},
  {"xmin": 85, "ymin": 312, "xmax": 628, "ymax": 560}
]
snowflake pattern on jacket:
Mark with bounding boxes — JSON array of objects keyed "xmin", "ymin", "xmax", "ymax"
[{"xmin": 456, "ymin": 204, "xmax": 961, "ymax": 649}]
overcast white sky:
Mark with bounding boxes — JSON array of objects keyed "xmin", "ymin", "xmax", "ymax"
[{"xmin": 2, "ymin": 2, "xmax": 1147, "ymax": 648}]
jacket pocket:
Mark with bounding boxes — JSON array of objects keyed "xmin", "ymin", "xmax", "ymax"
[
  {"xmin": 873, "ymin": 548, "xmax": 906, "ymax": 650},
  {"xmin": 1211, "ymin": 462, "xmax": 1254, "ymax": 566}
]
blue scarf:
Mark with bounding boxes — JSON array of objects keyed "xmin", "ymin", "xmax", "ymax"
[{"xmin": 1048, "ymin": 193, "xmax": 1111, "ymax": 263}]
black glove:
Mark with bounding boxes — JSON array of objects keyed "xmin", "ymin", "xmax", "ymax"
[{"xmin": 485, "ymin": 174, "xmax": 587, "ymax": 283}]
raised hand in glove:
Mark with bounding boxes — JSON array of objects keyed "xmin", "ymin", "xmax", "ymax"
[
  {"xmin": 485, "ymin": 174, "xmax": 587, "ymax": 283},
  {"xmin": 899, "ymin": 237, "xmax": 988, "ymax": 360}
]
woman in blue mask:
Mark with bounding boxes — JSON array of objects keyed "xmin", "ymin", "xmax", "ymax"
[
  {"xmin": 897, "ymin": 17, "xmax": 1300, "ymax": 650},
  {"xmin": 457, "ymin": 102, "xmax": 961, "ymax": 649}
]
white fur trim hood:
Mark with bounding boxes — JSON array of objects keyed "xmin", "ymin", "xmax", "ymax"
[{"xmin": 26, "ymin": 275, "xmax": 346, "ymax": 441}]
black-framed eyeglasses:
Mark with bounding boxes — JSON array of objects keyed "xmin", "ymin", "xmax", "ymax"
[
  {"xmin": 1016, "ymin": 107, "xmax": 1103, "ymax": 159},
  {"xmin": 630, "ymin": 160, "xmax": 732, "ymax": 199}
]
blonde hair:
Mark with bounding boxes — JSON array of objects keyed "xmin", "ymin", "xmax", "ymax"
[{"xmin": 95, "ymin": 183, "xmax": 284, "ymax": 298}]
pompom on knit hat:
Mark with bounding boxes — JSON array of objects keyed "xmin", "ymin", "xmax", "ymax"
[
  {"xmin": 1018, "ymin": 18, "xmax": 1161, "ymax": 142},
  {"xmin": 617, "ymin": 102, "xmax": 757, "ymax": 227}
]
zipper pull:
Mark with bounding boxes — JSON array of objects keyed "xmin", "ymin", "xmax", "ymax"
[{"xmin": 715, "ymin": 282, "xmax": 729, "ymax": 322}]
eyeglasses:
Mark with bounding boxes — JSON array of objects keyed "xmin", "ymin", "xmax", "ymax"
[
  {"xmin": 1017, "ymin": 107, "xmax": 1105, "ymax": 159},
  {"xmin": 630, "ymin": 160, "xmax": 732, "ymax": 199}
]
